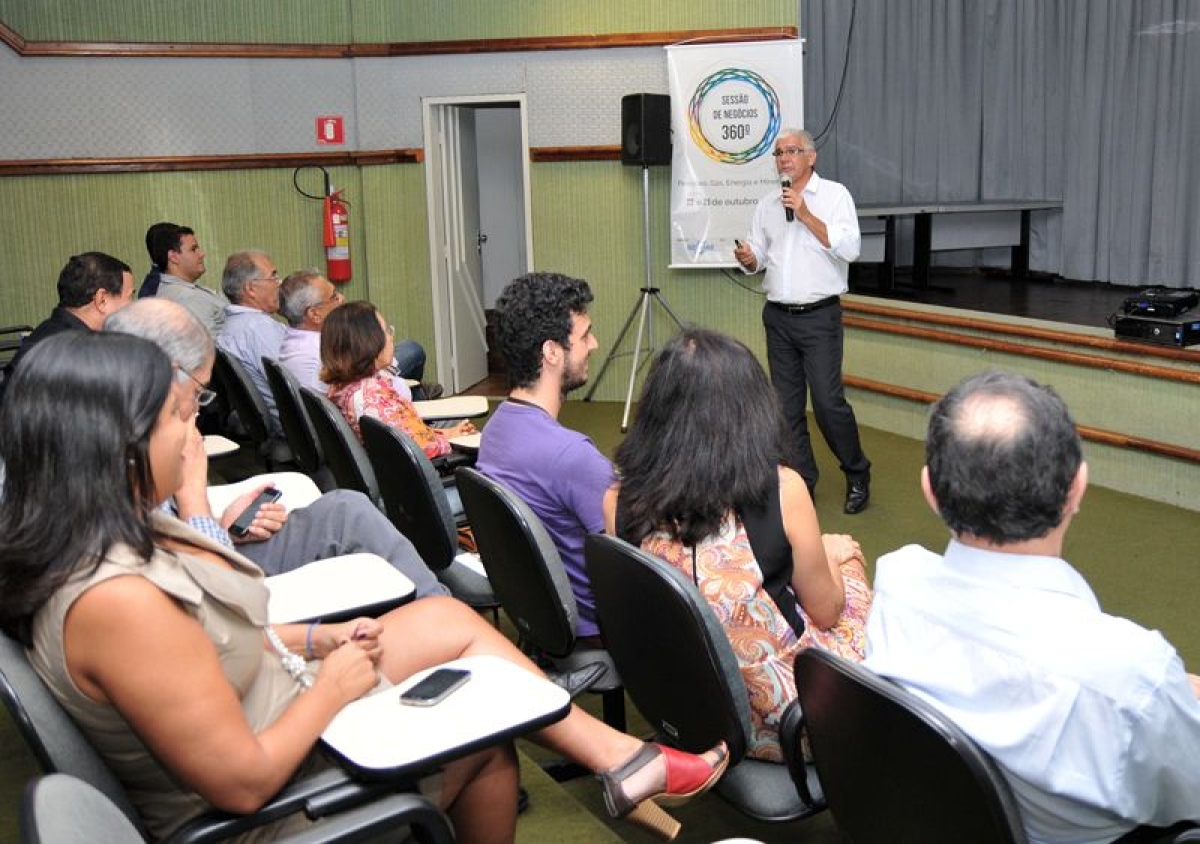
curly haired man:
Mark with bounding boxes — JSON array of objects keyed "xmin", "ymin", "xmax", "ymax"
[{"xmin": 476, "ymin": 272, "xmax": 611, "ymax": 645}]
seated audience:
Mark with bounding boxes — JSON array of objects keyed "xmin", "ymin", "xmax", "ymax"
[
  {"xmin": 475, "ymin": 272, "xmax": 613, "ymax": 644},
  {"xmin": 216, "ymin": 250, "xmax": 287, "ymax": 431},
  {"xmin": 864, "ymin": 370, "xmax": 1200, "ymax": 842},
  {"xmin": 321, "ymin": 301, "xmax": 473, "ymax": 458},
  {"xmin": 0, "ymin": 331, "xmax": 728, "ymax": 843},
  {"xmin": 277, "ymin": 268, "xmax": 344, "ymax": 393},
  {"xmin": 605, "ymin": 328, "xmax": 871, "ymax": 762},
  {"xmin": 106, "ymin": 298, "xmax": 449, "ymax": 598},
  {"xmin": 144, "ymin": 221, "xmax": 228, "ymax": 334},
  {"xmin": 138, "ymin": 222, "xmax": 174, "ymax": 298},
  {"xmin": 1, "ymin": 252, "xmax": 134, "ymax": 403},
  {"xmin": 279, "ymin": 269, "xmax": 439, "ymax": 401}
]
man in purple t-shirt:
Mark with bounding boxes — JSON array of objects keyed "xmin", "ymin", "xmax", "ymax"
[{"xmin": 476, "ymin": 272, "xmax": 613, "ymax": 643}]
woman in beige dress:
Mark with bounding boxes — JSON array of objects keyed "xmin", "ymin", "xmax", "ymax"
[{"xmin": 0, "ymin": 331, "xmax": 726, "ymax": 843}]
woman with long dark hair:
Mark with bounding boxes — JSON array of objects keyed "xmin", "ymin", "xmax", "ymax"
[
  {"xmin": 606, "ymin": 328, "xmax": 872, "ymax": 762},
  {"xmin": 0, "ymin": 331, "xmax": 726, "ymax": 843},
  {"xmin": 320, "ymin": 300, "xmax": 474, "ymax": 457}
]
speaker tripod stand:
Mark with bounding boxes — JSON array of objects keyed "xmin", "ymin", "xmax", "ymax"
[{"xmin": 584, "ymin": 164, "xmax": 684, "ymax": 431}]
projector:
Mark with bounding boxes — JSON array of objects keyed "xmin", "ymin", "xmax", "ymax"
[
  {"xmin": 1113, "ymin": 312, "xmax": 1200, "ymax": 347},
  {"xmin": 1121, "ymin": 286, "xmax": 1198, "ymax": 318}
]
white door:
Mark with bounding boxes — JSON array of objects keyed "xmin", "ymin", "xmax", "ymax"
[
  {"xmin": 426, "ymin": 106, "xmax": 488, "ymax": 393},
  {"xmin": 423, "ymin": 95, "xmax": 533, "ymax": 393}
]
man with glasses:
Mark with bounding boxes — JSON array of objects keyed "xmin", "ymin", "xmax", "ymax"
[
  {"xmin": 277, "ymin": 269, "xmax": 345, "ymax": 395},
  {"xmin": 104, "ymin": 298, "xmax": 450, "ymax": 597},
  {"xmin": 217, "ymin": 250, "xmax": 288, "ymax": 431},
  {"xmin": 144, "ymin": 221, "xmax": 229, "ymax": 335},
  {"xmin": 277, "ymin": 269, "xmax": 439, "ymax": 400},
  {"xmin": 733, "ymin": 128, "xmax": 871, "ymax": 515}
]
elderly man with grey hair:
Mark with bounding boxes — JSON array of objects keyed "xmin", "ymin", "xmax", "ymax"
[
  {"xmin": 103, "ymin": 297, "xmax": 449, "ymax": 599},
  {"xmin": 277, "ymin": 268, "xmax": 344, "ymax": 396},
  {"xmin": 216, "ymin": 250, "xmax": 288, "ymax": 431},
  {"xmin": 277, "ymin": 268, "xmax": 437, "ymax": 400},
  {"xmin": 734, "ymin": 127, "xmax": 870, "ymax": 515}
]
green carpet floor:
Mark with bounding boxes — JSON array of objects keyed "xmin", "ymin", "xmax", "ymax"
[{"xmin": 1, "ymin": 400, "xmax": 1196, "ymax": 842}]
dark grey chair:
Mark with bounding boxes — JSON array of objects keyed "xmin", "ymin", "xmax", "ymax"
[
  {"xmin": 456, "ymin": 467, "xmax": 622, "ymax": 730},
  {"xmin": 795, "ymin": 648, "xmax": 1200, "ymax": 844},
  {"xmin": 359, "ymin": 416, "xmax": 498, "ymax": 613},
  {"xmin": 261, "ymin": 357, "xmax": 333, "ymax": 491},
  {"xmin": 585, "ymin": 533, "xmax": 825, "ymax": 824},
  {"xmin": 298, "ymin": 386, "xmax": 383, "ymax": 511},
  {"xmin": 0, "ymin": 632, "xmax": 432, "ymax": 844},
  {"xmin": 20, "ymin": 772, "xmax": 455, "ymax": 844},
  {"xmin": 211, "ymin": 349, "xmax": 292, "ymax": 470},
  {"xmin": 795, "ymin": 647, "xmax": 1023, "ymax": 844},
  {"xmin": 0, "ymin": 324, "xmax": 33, "ymax": 398}
]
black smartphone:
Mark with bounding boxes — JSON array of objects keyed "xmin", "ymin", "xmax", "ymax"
[
  {"xmin": 228, "ymin": 488, "xmax": 282, "ymax": 537},
  {"xmin": 400, "ymin": 668, "xmax": 472, "ymax": 707}
]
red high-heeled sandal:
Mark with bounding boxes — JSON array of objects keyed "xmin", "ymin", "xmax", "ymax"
[{"xmin": 598, "ymin": 741, "xmax": 729, "ymax": 840}]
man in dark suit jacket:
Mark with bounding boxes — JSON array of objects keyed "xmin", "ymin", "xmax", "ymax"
[{"xmin": 1, "ymin": 252, "xmax": 134, "ymax": 403}]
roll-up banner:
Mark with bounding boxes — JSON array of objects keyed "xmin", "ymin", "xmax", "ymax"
[{"xmin": 666, "ymin": 39, "xmax": 804, "ymax": 269}]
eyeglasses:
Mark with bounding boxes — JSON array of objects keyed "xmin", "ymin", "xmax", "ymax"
[
  {"xmin": 182, "ymin": 368, "xmax": 217, "ymax": 407},
  {"xmin": 250, "ymin": 271, "xmax": 282, "ymax": 285},
  {"xmin": 309, "ymin": 290, "xmax": 344, "ymax": 311},
  {"xmin": 772, "ymin": 146, "xmax": 813, "ymax": 157}
]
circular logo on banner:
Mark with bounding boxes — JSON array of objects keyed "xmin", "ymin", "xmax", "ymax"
[{"xmin": 688, "ymin": 68, "xmax": 781, "ymax": 165}]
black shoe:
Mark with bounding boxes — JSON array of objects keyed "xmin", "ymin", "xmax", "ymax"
[
  {"xmin": 419, "ymin": 382, "xmax": 444, "ymax": 400},
  {"xmin": 548, "ymin": 661, "xmax": 608, "ymax": 699},
  {"xmin": 844, "ymin": 478, "xmax": 870, "ymax": 515}
]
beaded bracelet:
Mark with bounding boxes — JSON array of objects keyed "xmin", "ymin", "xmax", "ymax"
[
  {"xmin": 305, "ymin": 621, "xmax": 321, "ymax": 660},
  {"xmin": 264, "ymin": 627, "xmax": 313, "ymax": 690}
]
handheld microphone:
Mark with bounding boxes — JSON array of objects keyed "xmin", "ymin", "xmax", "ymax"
[{"xmin": 781, "ymin": 177, "xmax": 794, "ymax": 223}]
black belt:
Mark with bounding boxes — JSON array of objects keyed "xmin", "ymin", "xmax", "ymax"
[{"xmin": 767, "ymin": 295, "xmax": 840, "ymax": 315}]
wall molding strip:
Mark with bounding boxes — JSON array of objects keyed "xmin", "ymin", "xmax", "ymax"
[
  {"xmin": 845, "ymin": 299, "xmax": 1200, "ymax": 365},
  {"xmin": 0, "ymin": 25, "xmax": 796, "ymax": 59},
  {"xmin": 844, "ymin": 315, "xmax": 1200, "ymax": 386},
  {"xmin": 843, "ymin": 375, "xmax": 1200, "ymax": 465}
]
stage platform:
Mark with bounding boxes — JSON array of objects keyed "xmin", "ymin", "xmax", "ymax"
[{"xmin": 849, "ymin": 265, "xmax": 1143, "ymax": 331}]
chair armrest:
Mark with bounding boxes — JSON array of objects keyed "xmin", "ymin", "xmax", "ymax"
[
  {"xmin": 432, "ymin": 451, "xmax": 474, "ymax": 475},
  {"xmin": 164, "ymin": 767, "xmax": 359, "ymax": 844},
  {"xmin": 283, "ymin": 792, "xmax": 455, "ymax": 844},
  {"xmin": 266, "ymin": 554, "xmax": 415, "ymax": 624}
]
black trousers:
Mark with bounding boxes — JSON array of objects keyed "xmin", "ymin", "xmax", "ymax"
[{"xmin": 762, "ymin": 300, "xmax": 870, "ymax": 489}]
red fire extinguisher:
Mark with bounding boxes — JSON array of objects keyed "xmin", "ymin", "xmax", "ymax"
[{"xmin": 323, "ymin": 188, "xmax": 351, "ymax": 283}]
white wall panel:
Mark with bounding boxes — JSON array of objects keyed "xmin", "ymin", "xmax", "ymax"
[{"xmin": 1, "ymin": 44, "xmax": 671, "ymax": 158}]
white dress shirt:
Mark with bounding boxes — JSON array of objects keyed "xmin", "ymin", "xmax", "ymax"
[
  {"xmin": 216, "ymin": 305, "xmax": 287, "ymax": 431},
  {"xmin": 743, "ymin": 171, "xmax": 861, "ymax": 304},
  {"xmin": 865, "ymin": 540, "xmax": 1200, "ymax": 844}
]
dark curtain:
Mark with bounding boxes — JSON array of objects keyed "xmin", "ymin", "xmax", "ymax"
[{"xmin": 802, "ymin": 0, "xmax": 1200, "ymax": 287}]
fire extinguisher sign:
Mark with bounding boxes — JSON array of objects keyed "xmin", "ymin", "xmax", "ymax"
[{"xmin": 316, "ymin": 116, "xmax": 345, "ymax": 146}]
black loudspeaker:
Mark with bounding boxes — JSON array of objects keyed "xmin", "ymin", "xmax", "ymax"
[{"xmin": 621, "ymin": 93, "xmax": 672, "ymax": 166}]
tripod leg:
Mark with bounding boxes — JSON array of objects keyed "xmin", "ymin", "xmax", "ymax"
[
  {"xmin": 620, "ymin": 291, "xmax": 654, "ymax": 431},
  {"xmin": 583, "ymin": 292, "xmax": 645, "ymax": 402},
  {"xmin": 651, "ymin": 290, "xmax": 687, "ymax": 331}
]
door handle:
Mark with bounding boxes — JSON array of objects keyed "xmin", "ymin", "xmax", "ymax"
[{"xmin": 476, "ymin": 232, "xmax": 488, "ymax": 253}]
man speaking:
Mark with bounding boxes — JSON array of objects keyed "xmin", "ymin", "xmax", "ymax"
[{"xmin": 734, "ymin": 128, "xmax": 871, "ymax": 515}]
